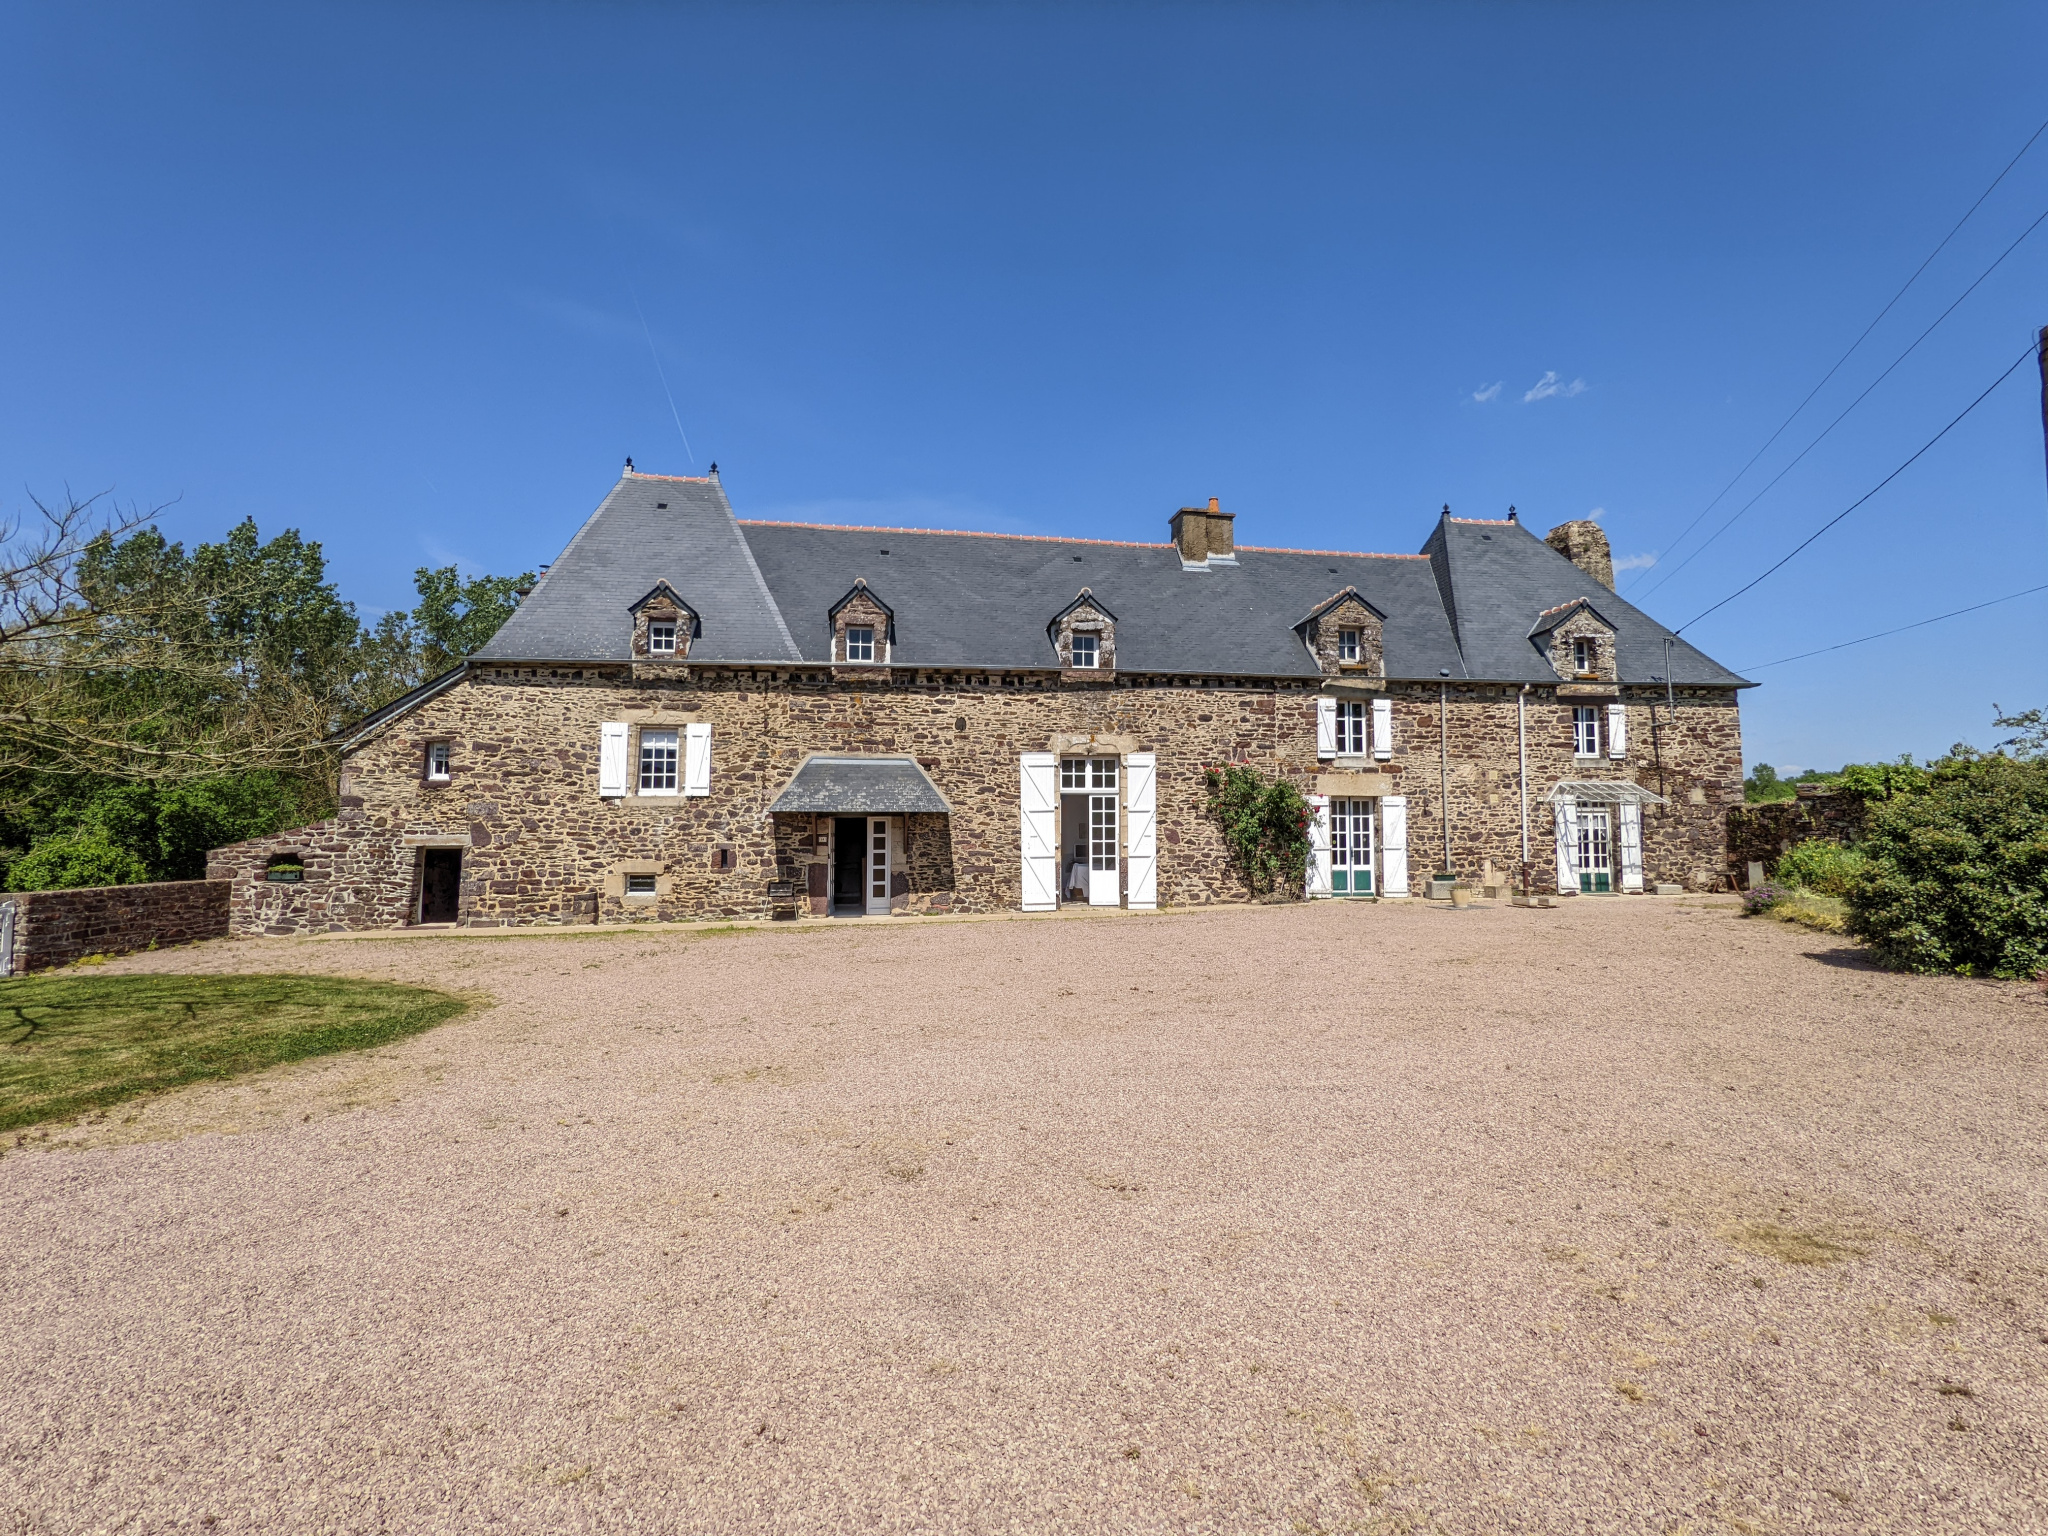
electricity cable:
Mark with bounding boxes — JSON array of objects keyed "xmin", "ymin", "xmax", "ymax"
[
  {"xmin": 630, "ymin": 286, "xmax": 695, "ymax": 465},
  {"xmin": 1636, "ymin": 200, "xmax": 2048, "ymax": 604},
  {"xmin": 1624, "ymin": 115, "xmax": 2048, "ymax": 595},
  {"xmin": 1675, "ymin": 342, "xmax": 2038, "ymax": 634},
  {"xmin": 1738, "ymin": 581, "xmax": 2048, "ymax": 671}
]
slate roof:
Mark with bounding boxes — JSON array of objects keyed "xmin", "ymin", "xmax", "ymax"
[
  {"xmin": 475, "ymin": 471, "xmax": 1748, "ymax": 688},
  {"xmin": 769, "ymin": 756, "xmax": 951, "ymax": 815}
]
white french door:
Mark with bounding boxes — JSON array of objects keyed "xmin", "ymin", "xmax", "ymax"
[
  {"xmin": 865, "ymin": 817, "xmax": 892, "ymax": 914},
  {"xmin": 1088, "ymin": 792, "xmax": 1120, "ymax": 906},
  {"xmin": 1331, "ymin": 798, "xmax": 1375, "ymax": 894}
]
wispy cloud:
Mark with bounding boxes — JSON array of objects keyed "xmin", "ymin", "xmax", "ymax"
[
  {"xmin": 1585, "ymin": 506, "xmax": 1606, "ymax": 521},
  {"xmin": 1471, "ymin": 381, "xmax": 1502, "ymax": 403},
  {"xmin": 1523, "ymin": 371, "xmax": 1589, "ymax": 403},
  {"xmin": 1614, "ymin": 551, "xmax": 1658, "ymax": 573}
]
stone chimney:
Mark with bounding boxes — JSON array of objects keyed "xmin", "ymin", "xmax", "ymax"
[
  {"xmin": 1544, "ymin": 519, "xmax": 1614, "ymax": 589},
  {"xmin": 1171, "ymin": 497, "xmax": 1236, "ymax": 566}
]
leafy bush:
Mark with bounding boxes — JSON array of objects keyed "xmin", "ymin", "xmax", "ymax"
[
  {"xmin": 1204, "ymin": 764, "xmax": 1311, "ymax": 896},
  {"xmin": 1845, "ymin": 753, "xmax": 2048, "ymax": 979},
  {"xmin": 1741, "ymin": 883, "xmax": 1785, "ymax": 915},
  {"xmin": 6, "ymin": 828, "xmax": 150, "ymax": 891},
  {"xmin": 1832, "ymin": 756, "xmax": 1928, "ymax": 802},
  {"xmin": 1772, "ymin": 839, "xmax": 1866, "ymax": 897}
]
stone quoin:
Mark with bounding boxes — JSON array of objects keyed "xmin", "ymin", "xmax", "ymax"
[{"xmin": 209, "ymin": 472, "xmax": 1750, "ymax": 930}]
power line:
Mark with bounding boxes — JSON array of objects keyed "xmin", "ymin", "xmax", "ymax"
[
  {"xmin": 1739, "ymin": 581, "xmax": 2048, "ymax": 671},
  {"xmin": 1676, "ymin": 341, "xmax": 2039, "ymax": 634},
  {"xmin": 1635, "ymin": 200, "xmax": 2048, "ymax": 603},
  {"xmin": 1624, "ymin": 115, "xmax": 2048, "ymax": 596},
  {"xmin": 630, "ymin": 286, "xmax": 695, "ymax": 465}
]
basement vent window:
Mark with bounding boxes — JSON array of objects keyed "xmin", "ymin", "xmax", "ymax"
[{"xmin": 625, "ymin": 873, "xmax": 657, "ymax": 896}]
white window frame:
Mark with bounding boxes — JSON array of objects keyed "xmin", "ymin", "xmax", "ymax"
[
  {"xmin": 1576, "ymin": 807, "xmax": 1613, "ymax": 893},
  {"xmin": 1337, "ymin": 628, "xmax": 1360, "ymax": 663},
  {"xmin": 845, "ymin": 626, "xmax": 876, "ymax": 663},
  {"xmin": 1331, "ymin": 797, "xmax": 1374, "ymax": 894},
  {"xmin": 624, "ymin": 872, "xmax": 658, "ymax": 898},
  {"xmin": 1070, "ymin": 632, "xmax": 1100, "ymax": 669},
  {"xmin": 1572, "ymin": 706, "xmax": 1601, "ymax": 759},
  {"xmin": 425, "ymin": 741, "xmax": 451, "ymax": 782},
  {"xmin": 1572, "ymin": 637, "xmax": 1595, "ymax": 675},
  {"xmin": 638, "ymin": 729, "xmax": 680, "ymax": 795},
  {"xmin": 1334, "ymin": 700, "xmax": 1367, "ymax": 756},
  {"xmin": 648, "ymin": 620, "xmax": 677, "ymax": 655}
]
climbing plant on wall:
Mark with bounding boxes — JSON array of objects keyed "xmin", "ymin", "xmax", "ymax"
[{"xmin": 1204, "ymin": 764, "xmax": 1311, "ymax": 897}]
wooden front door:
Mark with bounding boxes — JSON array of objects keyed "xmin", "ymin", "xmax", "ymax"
[{"xmin": 419, "ymin": 848, "xmax": 461, "ymax": 923}]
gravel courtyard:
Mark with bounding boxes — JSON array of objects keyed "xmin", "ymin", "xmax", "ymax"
[{"xmin": 4, "ymin": 898, "xmax": 2045, "ymax": 1534}]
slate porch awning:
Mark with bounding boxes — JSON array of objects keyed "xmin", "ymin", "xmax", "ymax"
[
  {"xmin": 769, "ymin": 755, "xmax": 951, "ymax": 815},
  {"xmin": 1545, "ymin": 779, "xmax": 1668, "ymax": 806}
]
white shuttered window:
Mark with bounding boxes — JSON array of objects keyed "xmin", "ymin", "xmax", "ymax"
[
  {"xmin": 1124, "ymin": 753, "xmax": 1158, "ymax": 910},
  {"xmin": 1315, "ymin": 696, "xmax": 1337, "ymax": 760},
  {"xmin": 1607, "ymin": 703, "xmax": 1627, "ymax": 759},
  {"xmin": 598, "ymin": 722, "xmax": 629, "ymax": 798},
  {"xmin": 1380, "ymin": 795, "xmax": 1409, "ymax": 896},
  {"xmin": 1305, "ymin": 794, "xmax": 1333, "ymax": 898},
  {"xmin": 1019, "ymin": 753, "xmax": 1058, "ymax": 911},
  {"xmin": 1372, "ymin": 696, "xmax": 1393, "ymax": 760}
]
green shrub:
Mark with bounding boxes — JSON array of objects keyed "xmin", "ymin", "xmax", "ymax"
[
  {"xmin": 1204, "ymin": 764, "xmax": 1311, "ymax": 896},
  {"xmin": 1772, "ymin": 839, "xmax": 1866, "ymax": 897},
  {"xmin": 6, "ymin": 828, "xmax": 150, "ymax": 891},
  {"xmin": 1845, "ymin": 753, "xmax": 2048, "ymax": 979}
]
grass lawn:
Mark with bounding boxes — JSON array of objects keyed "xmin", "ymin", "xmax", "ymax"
[{"xmin": 0, "ymin": 974, "xmax": 471, "ymax": 1133}]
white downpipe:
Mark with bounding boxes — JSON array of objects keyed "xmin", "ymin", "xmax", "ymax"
[{"xmin": 1517, "ymin": 684, "xmax": 1530, "ymax": 871}]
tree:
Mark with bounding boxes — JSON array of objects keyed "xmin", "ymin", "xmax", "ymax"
[
  {"xmin": 359, "ymin": 565, "xmax": 534, "ymax": 703},
  {"xmin": 1993, "ymin": 704, "xmax": 2047, "ymax": 760}
]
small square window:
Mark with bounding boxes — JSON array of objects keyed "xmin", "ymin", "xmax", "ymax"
[
  {"xmin": 1337, "ymin": 628, "xmax": 1360, "ymax": 663},
  {"xmin": 648, "ymin": 620, "xmax": 677, "ymax": 655},
  {"xmin": 639, "ymin": 729, "xmax": 679, "ymax": 793},
  {"xmin": 1089, "ymin": 756, "xmax": 1118, "ymax": 790},
  {"xmin": 1070, "ymin": 633, "xmax": 1099, "ymax": 669},
  {"xmin": 425, "ymin": 742, "xmax": 451, "ymax": 781},
  {"xmin": 625, "ymin": 872, "xmax": 657, "ymax": 896},
  {"xmin": 845, "ymin": 626, "xmax": 875, "ymax": 663},
  {"xmin": 1061, "ymin": 758, "xmax": 1088, "ymax": 791}
]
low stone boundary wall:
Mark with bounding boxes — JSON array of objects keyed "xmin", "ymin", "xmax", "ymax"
[
  {"xmin": 0, "ymin": 880, "xmax": 231, "ymax": 976},
  {"xmin": 1725, "ymin": 793, "xmax": 1866, "ymax": 889}
]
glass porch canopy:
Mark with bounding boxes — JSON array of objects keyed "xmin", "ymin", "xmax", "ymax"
[
  {"xmin": 1544, "ymin": 779, "xmax": 1669, "ymax": 806},
  {"xmin": 768, "ymin": 755, "xmax": 952, "ymax": 815}
]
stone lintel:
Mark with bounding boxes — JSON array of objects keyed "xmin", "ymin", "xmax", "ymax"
[
  {"xmin": 1316, "ymin": 772, "xmax": 1395, "ymax": 797},
  {"xmin": 1556, "ymin": 683, "xmax": 1620, "ymax": 699},
  {"xmin": 1320, "ymin": 678, "xmax": 1386, "ymax": 695},
  {"xmin": 621, "ymin": 708, "xmax": 703, "ymax": 725},
  {"xmin": 1050, "ymin": 732, "xmax": 1140, "ymax": 755},
  {"xmin": 401, "ymin": 833, "xmax": 470, "ymax": 848}
]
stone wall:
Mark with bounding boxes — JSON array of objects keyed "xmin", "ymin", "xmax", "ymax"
[
  {"xmin": 2, "ymin": 879, "xmax": 229, "ymax": 974},
  {"xmin": 1724, "ymin": 792, "xmax": 1868, "ymax": 888},
  {"xmin": 208, "ymin": 665, "xmax": 1744, "ymax": 933}
]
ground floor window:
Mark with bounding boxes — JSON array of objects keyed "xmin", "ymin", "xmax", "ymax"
[
  {"xmin": 1576, "ymin": 808, "xmax": 1612, "ymax": 893},
  {"xmin": 639, "ymin": 729, "xmax": 678, "ymax": 792},
  {"xmin": 1573, "ymin": 706, "xmax": 1601, "ymax": 758},
  {"xmin": 1332, "ymin": 798, "xmax": 1374, "ymax": 893}
]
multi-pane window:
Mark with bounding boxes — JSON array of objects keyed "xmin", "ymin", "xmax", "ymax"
[
  {"xmin": 870, "ymin": 819, "xmax": 890, "ymax": 902},
  {"xmin": 1334, "ymin": 700, "xmax": 1367, "ymax": 755},
  {"xmin": 1332, "ymin": 798, "xmax": 1374, "ymax": 894},
  {"xmin": 1070, "ymin": 632, "xmax": 1099, "ymax": 668},
  {"xmin": 639, "ymin": 729, "xmax": 679, "ymax": 792},
  {"xmin": 845, "ymin": 626, "xmax": 875, "ymax": 662},
  {"xmin": 648, "ymin": 620, "xmax": 677, "ymax": 654},
  {"xmin": 1337, "ymin": 628, "xmax": 1360, "ymax": 663},
  {"xmin": 425, "ymin": 741, "xmax": 451, "ymax": 781},
  {"xmin": 1089, "ymin": 795, "xmax": 1118, "ymax": 871},
  {"xmin": 1572, "ymin": 706, "xmax": 1601, "ymax": 758},
  {"xmin": 1061, "ymin": 757, "xmax": 1118, "ymax": 791},
  {"xmin": 1572, "ymin": 637, "xmax": 1596, "ymax": 675}
]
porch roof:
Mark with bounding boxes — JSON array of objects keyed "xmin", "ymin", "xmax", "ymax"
[
  {"xmin": 769, "ymin": 755, "xmax": 951, "ymax": 815},
  {"xmin": 1545, "ymin": 779, "xmax": 1669, "ymax": 806}
]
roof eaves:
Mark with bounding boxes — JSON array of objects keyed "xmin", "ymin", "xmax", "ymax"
[{"xmin": 330, "ymin": 664, "xmax": 468, "ymax": 752}]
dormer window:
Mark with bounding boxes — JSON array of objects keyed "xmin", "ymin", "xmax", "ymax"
[
  {"xmin": 846, "ymin": 626, "xmax": 876, "ymax": 663},
  {"xmin": 1573, "ymin": 638, "xmax": 1595, "ymax": 675},
  {"xmin": 1048, "ymin": 589, "xmax": 1117, "ymax": 676},
  {"xmin": 1298, "ymin": 589, "xmax": 1385, "ymax": 678},
  {"xmin": 648, "ymin": 621, "xmax": 677, "ymax": 655},
  {"xmin": 628, "ymin": 582, "xmax": 697, "ymax": 662},
  {"xmin": 828, "ymin": 580, "xmax": 894, "ymax": 670},
  {"xmin": 1338, "ymin": 628, "xmax": 1361, "ymax": 664},
  {"xmin": 1070, "ymin": 633, "xmax": 1099, "ymax": 669}
]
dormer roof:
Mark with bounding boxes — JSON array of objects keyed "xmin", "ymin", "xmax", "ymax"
[
  {"xmin": 1045, "ymin": 587, "xmax": 1117, "ymax": 639},
  {"xmin": 827, "ymin": 578, "xmax": 895, "ymax": 639},
  {"xmin": 1527, "ymin": 596, "xmax": 1613, "ymax": 639},
  {"xmin": 628, "ymin": 580, "xmax": 699, "ymax": 626},
  {"xmin": 1296, "ymin": 585, "xmax": 1386, "ymax": 630}
]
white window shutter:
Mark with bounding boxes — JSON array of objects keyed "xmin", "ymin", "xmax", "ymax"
[
  {"xmin": 1607, "ymin": 703, "xmax": 1627, "ymax": 759},
  {"xmin": 1019, "ymin": 753, "xmax": 1058, "ymax": 911},
  {"xmin": 683, "ymin": 722, "xmax": 712, "ymax": 796},
  {"xmin": 1618, "ymin": 802, "xmax": 1645, "ymax": 892},
  {"xmin": 1124, "ymin": 752, "xmax": 1157, "ymax": 911},
  {"xmin": 1372, "ymin": 696, "xmax": 1393, "ymax": 760},
  {"xmin": 1315, "ymin": 696, "xmax": 1337, "ymax": 760},
  {"xmin": 1306, "ymin": 794, "xmax": 1333, "ymax": 898},
  {"xmin": 598, "ymin": 722, "xmax": 628, "ymax": 798},
  {"xmin": 1554, "ymin": 797, "xmax": 1577, "ymax": 894},
  {"xmin": 1380, "ymin": 796, "xmax": 1408, "ymax": 896}
]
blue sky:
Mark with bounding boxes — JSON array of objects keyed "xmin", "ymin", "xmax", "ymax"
[{"xmin": 4, "ymin": 2, "xmax": 2045, "ymax": 772}]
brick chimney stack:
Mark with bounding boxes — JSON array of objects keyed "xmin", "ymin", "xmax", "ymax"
[
  {"xmin": 1171, "ymin": 497, "xmax": 1236, "ymax": 566},
  {"xmin": 1544, "ymin": 519, "xmax": 1614, "ymax": 589}
]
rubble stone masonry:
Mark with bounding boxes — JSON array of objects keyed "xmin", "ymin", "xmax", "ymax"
[{"xmin": 209, "ymin": 667, "xmax": 1743, "ymax": 933}]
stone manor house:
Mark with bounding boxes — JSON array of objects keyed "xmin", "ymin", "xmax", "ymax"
[{"xmin": 212, "ymin": 466, "xmax": 1750, "ymax": 931}]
